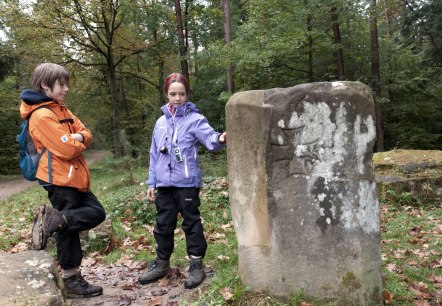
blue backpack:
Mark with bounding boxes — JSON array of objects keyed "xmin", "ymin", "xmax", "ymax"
[{"xmin": 17, "ymin": 106, "xmax": 53, "ymax": 181}]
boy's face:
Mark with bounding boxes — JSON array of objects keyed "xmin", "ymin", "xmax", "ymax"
[{"xmin": 42, "ymin": 79, "xmax": 69, "ymax": 102}]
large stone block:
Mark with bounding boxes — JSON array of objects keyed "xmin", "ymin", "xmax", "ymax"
[
  {"xmin": 226, "ymin": 82, "xmax": 382, "ymax": 305},
  {"xmin": 0, "ymin": 250, "xmax": 64, "ymax": 305}
]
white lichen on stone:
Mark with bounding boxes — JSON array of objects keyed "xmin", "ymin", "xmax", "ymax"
[
  {"xmin": 353, "ymin": 114, "xmax": 376, "ymax": 174},
  {"xmin": 356, "ymin": 180, "xmax": 380, "ymax": 234},
  {"xmin": 39, "ymin": 263, "xmax": 51, "ymax": 269},
  {"xmin": 317, "ymin": 193, "xmax": 326, "ymax": 202},
  {"xmin": 332, "ymin": 81, "xmax": 344, "ymax": 87},
  {"xmin": 25, "ymin": 259, "xmax": 40, "ymax": 267},
  {"xmin": 285, "ymin": 100, "xmax": 378, "ymax": 234},
  {"xmin": 278, "ymin": 119, "xmax": 285, "ymax": 128},
  {"xmin": 277, "ymin": 135, "xmax": 284, "ymax": 145},
  {"xmin": 28, "ymin": 279, "xmax": 46, "ymax": 289},
  {"xmin": 339, "ymin": 181, "xmax": 380, "ymax": 233}
]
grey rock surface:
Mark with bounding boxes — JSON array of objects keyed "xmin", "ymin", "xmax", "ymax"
[{"xmin": 0, "ymin": 250, "xmax": 64, "ymax": 306}]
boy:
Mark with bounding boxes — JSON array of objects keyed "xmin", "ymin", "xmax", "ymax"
[{"xmin": 19, "ymin": 63, "xmax": 106, "ymax": 298}]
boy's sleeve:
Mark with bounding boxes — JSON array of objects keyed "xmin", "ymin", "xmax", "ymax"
[
  {"xmin": 69, "ymin": 110, "xmax": 93, "ymax": 147},
  {"xmin": 30, "ymin": 109, "xmax": 87, "ymax": 160}
]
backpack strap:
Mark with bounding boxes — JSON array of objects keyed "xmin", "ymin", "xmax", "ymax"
[{"xmin": 28, "ymin": 105, "xmax": 56, "ymax": 185}]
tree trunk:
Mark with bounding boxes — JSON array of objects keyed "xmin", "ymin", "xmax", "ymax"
[
  {"xmin": 108, "ymin": 59, "xmax": 123, "ymax": 157},
  {"xmin": 224, "ymin": 0, "xmax": 233, "ymax": 93},
  {"xmin": 158, "ymin": 58, "xmax": 166, "ymax": 106},
  {"xmin": 331, "ymin": 6, "xmax": 345, "ymax": 80},
  {"xmin": 304, "ymin": 0, "xmax": 314, "ymax": 82},
  {"xmin": 174, "ymin": 0, "xmax": 189, "ymax": 81},
  {"xmin": 383, "ymin": 0, "xmax": 394, "ymax": 102},
  {"xmin": 370, "ymin": 0, "xmax": 384, "ymax": 152}
]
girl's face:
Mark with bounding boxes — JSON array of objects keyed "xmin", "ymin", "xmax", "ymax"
[
  {"xmin": 166, "ymin": 82, "xmax": 187, "ymax": 107},
  {"xmin": 42, "ymin": 79, "xmax": 69, "ymax": 102}
]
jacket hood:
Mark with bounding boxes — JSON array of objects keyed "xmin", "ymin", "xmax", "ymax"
[
  {"xmin": 161, "ymin": 101, "xmax": 201, "ymax": 118},
  {"xmin": 19, "ymin": 89, "xmax": 55, "ymax": 119},
  {"xmin": 20, "ymin": 89, "xmax": 53, "ymax": 105}
]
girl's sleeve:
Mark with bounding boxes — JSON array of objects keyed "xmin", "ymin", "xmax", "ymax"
[
  {"xmin": 194, "ymin": 116, "xmax": 226, "ymax": 152},
  {"xmin": 146, "ymin": 127, "xmax": 158, "ymax": 188}
]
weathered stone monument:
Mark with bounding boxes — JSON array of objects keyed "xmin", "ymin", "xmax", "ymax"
[{"xmin": 226, "ymin": 82, "xmax": 383, "ymax": 305}]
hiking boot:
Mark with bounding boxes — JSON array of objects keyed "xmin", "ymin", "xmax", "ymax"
[
  {"xmin": 184, "ymin": 258, "xmax": 205, "ymax": 289},
  {"xmin": 63, "ymin": 272, "xmax": 103, "ymax": 298},
  {"xmin": 138, "ymin": 258, "xmax": 170, "ymax": 284},
  {"xmin": 32, "ymin": 205, "xmax": 66, "ymax": 250}
]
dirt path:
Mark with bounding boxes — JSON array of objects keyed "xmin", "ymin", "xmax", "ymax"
[
  {"xmin": 68, "ymin": 265, "xmax": 209, "ymax": 306},
  {"xmin": 0, "ymin": 150, "xmax": 108, "ymax": 201}
]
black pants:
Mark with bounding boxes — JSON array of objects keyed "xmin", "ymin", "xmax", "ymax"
[
  {"xmin": 154, "ymin": 187, "xmax": 207, "ymax": 260},
  {"xmin": 44, "ymin": 185, "xmax": 106, "ymax": 269}
]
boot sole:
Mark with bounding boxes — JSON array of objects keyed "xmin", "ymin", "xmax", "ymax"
[
  {"xmin": 66, "ymin": 290, "xmax": 103, "ymax": 298},
  {"xmin": 31, "ymin": 206, "xmax": 46, "ymax": 250},
  {"xmin": 138, "ymin": 273, "xmax": 168, "ymax": 285},
  {"xmin": 184, "ymin": 274, "xmax": 206, "ymax": 289}
]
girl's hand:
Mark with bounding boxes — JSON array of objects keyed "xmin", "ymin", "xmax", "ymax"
[
  {"xmin": 219, "ymin": 132, "xmax": 227, "ymax": 144},
  {"xmin": 147, "ymin": 188, "xmax": 156, "ymax": 202}
]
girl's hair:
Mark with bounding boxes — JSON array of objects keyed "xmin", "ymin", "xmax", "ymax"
[
  {"xmin": 163, "ymin": 73, "xmax": 189, "ymax": 95},
  {"xmin": 31, "ymin": 63, "xmax": 70, "ymax": 92}
]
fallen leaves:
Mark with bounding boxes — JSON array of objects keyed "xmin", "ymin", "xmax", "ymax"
[
  {"xmin": 69, "ymin": 253, "xmax": 193, "ymax": 305},
  {"xmin": 383, "ymin": 289, "xmax": 393, "ymax": 305},
  {"xmin": 219, "ymin": 287, "xmax": 234, "ymax": 301},
  {"xmin": 8, "ymin": 241, "xmax": 28, "ymax": 253},
  {"xmin": 382, "ymin": 203, "xmax": 442, "ymax": 305}
]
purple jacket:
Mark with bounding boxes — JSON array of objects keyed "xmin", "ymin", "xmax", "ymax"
[{"xmin": 147, "ymin": 102, "xmax": 225, "ymax": 188}]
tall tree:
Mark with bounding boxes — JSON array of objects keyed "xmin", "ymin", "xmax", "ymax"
[
  {"xmin": 174, "ymin": 0, "xmax": 189, "ymax": 80},
  {"xmin": 224, "ymin": 0, "xmax": 233, "ymax": 93},
  {"xmin": 331, "ymin": 6, "xmax": 345, "ymax": 80},
  {"xmin": 15, "ymin": 0, "xmax": 150, "ymax": 157},
  {"xmin": 370, "ymin": 0, "xmax": 384, "ymax": 151}
]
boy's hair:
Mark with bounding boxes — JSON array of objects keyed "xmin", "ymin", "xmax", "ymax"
[
  {"xmin": 31, "ymin": 63, "xmax": 70, "ymax": 92},
  {"xmin": 163, "ymin": 73, "xmax": 189, "ymax": 95}
]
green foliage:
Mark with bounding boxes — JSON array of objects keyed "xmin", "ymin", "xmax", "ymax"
[
  {"xmin": 382, "ymin": 190, "xmax": 421, "ymax": 207},
  {"xmin": 0, "ymin": 77, "xmax": 21, "ymax": 175},
  {"xmin": 0, "ymin": 0, "xmax": 441, "ymax": 166}
]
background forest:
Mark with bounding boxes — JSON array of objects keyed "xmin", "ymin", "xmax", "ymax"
[{"xmin": 0, "ymin": 0, "xmax": 441, "ymax": 174}]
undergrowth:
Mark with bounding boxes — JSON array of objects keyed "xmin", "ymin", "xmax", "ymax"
[{"xmin": 0, "ymin": 151, "xmax": 441, "ymax": 305}]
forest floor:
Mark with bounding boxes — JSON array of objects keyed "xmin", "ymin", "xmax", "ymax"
[
  {"xmin": 1, "ymin": 149, "xmax": 441, "ymax": 305},
  {"xmin": 0, "ymin": 150, "xmax": 207, "ymax": 306}
]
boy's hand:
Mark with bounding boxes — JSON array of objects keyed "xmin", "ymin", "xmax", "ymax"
[
  {"xmin": 147, "ymin": 188, "xmax": 156, "ymax": 202},
  {"xmin": 71, "ymin": 133, "xmax": 84, "ymax": 143}
]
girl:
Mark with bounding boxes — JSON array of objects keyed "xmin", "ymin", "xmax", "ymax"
[{"xmin": 139, "ymin": 73, "xmax": 226, "ymax": 289}]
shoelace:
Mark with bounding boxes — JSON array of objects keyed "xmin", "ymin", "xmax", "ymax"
[
  {"xmin": 188, "ymin": 260, "xmax": 202, "ymax": 272},
  {"xmin": 75, "ymin": 274, "xmax": 90, "ymax": 287}
]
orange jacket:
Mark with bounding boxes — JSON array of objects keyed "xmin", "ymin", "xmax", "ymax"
[{"xmin": 20, "ymin": 98, "xmax": 93, "ymax": 192}]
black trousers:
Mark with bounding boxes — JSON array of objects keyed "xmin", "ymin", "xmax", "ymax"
[
  {"xmin": 44, "ymin": 185, "xmax": 106, "ymax": 269},
  {"xmin": 154, "ymin": 187, "xmax": 207, "ymax": 260}
]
